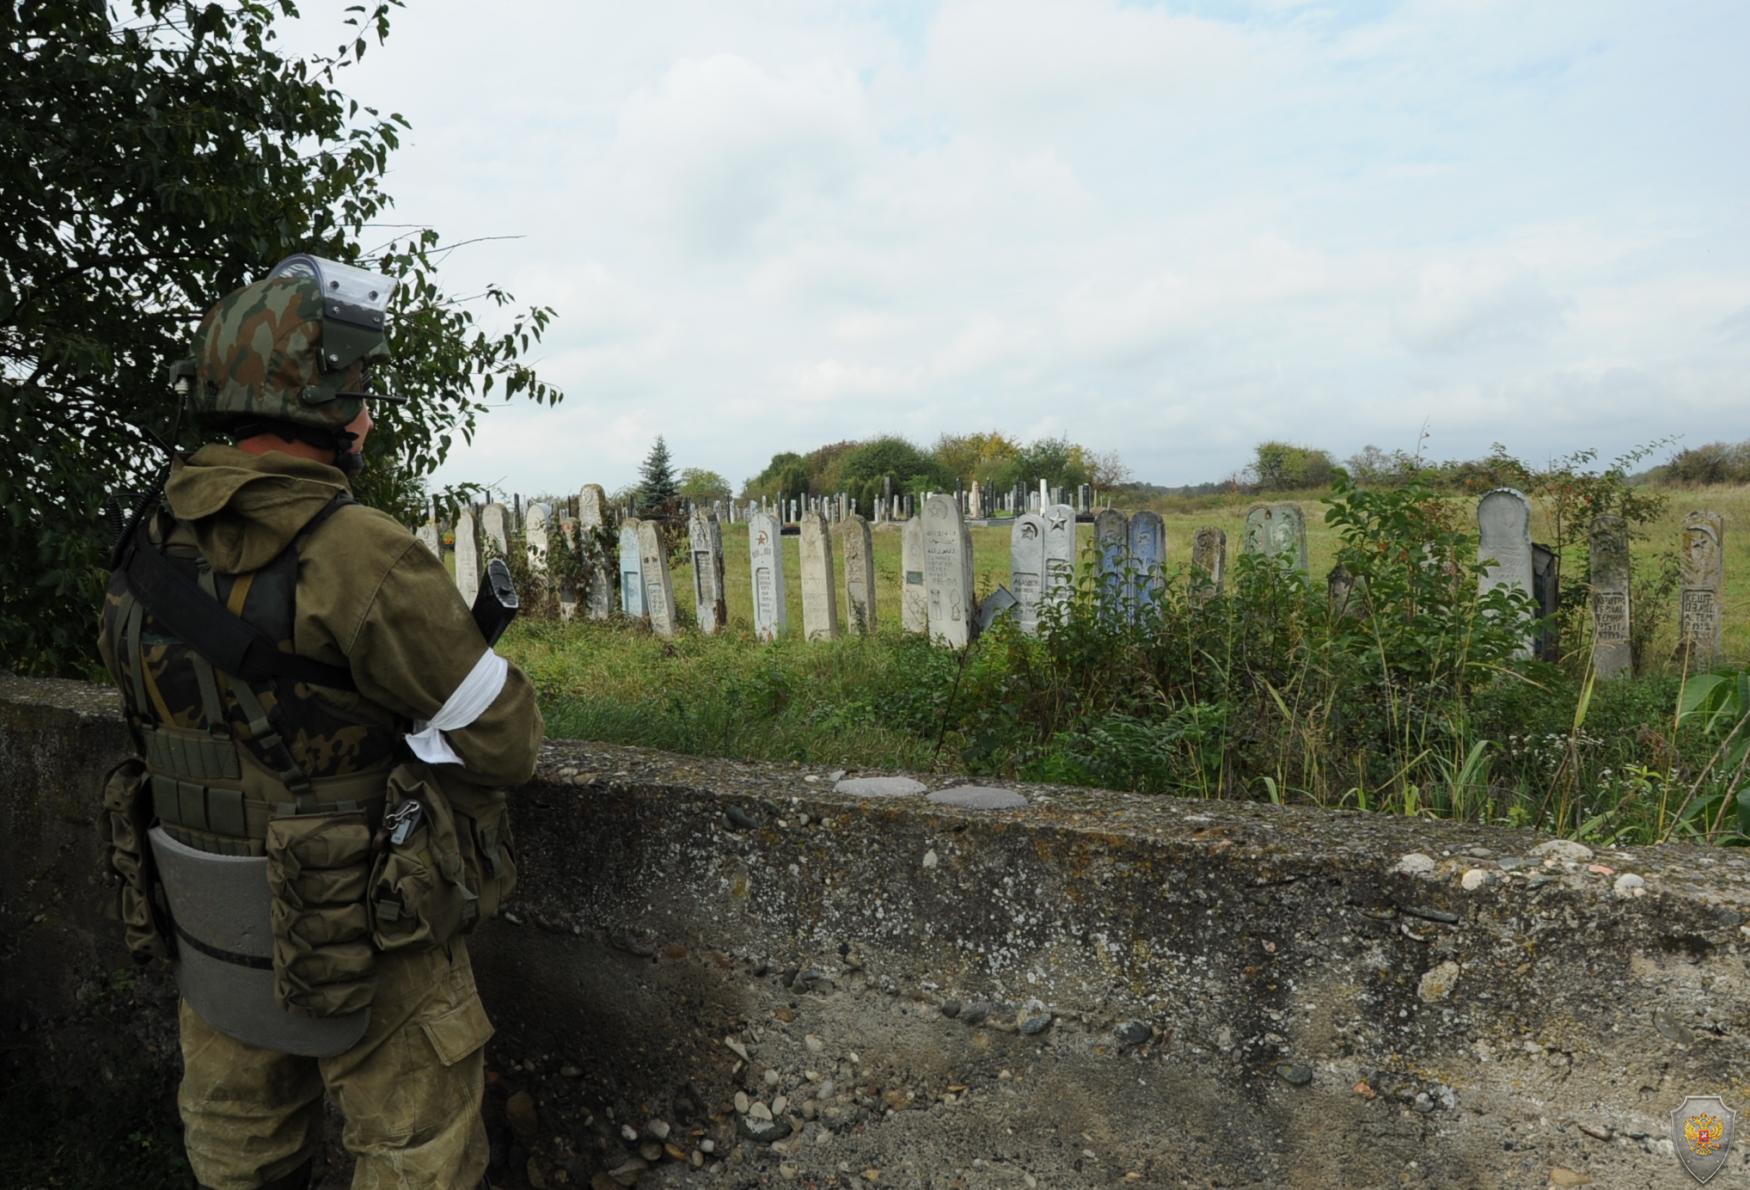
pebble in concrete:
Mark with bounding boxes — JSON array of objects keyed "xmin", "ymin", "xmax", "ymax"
[
  {"xmin": 835, "ymin": 776, "xmax": 928, "ymax": 798},
  {"xmin": 927, "ymin": 785, "xmax": 1029, "ymax": 810}
]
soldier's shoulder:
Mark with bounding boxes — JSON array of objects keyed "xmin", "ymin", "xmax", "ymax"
[{"xmin": 303, "ymin": 500, "xmax": 418, "ymax": 561}]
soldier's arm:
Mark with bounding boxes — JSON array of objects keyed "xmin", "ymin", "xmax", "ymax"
[{"xmin": 301, "ymin": 509, "xmax": 545, "ymax": 787}]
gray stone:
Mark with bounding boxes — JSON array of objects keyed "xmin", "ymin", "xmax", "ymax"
[
  {"xmin": 1678, "ymin": 511, "xmax": 1723, "ymax": 663},
  {"xmin": 1477, "ymin": 488, "xmax": 1534, "ymax": 659},
  {"xmin": 1191, "ymin": 527, "xmax": 1226, "ymax": 600},
  {"xmin": 901, "ymin": 515, "xmax": 928, "ymax": 634},
  {"xmin": 415, "ymin": 520, "xmax": 441, "ymax": 559},
  {"xmin": 689, "ymin": 508, "xmax": 727, "ymax": 635},
  {"xmin": 1589, "ymin": 514, "xmax": 1631, "ymax": 678},
  {"xmin": 1128, "ymin": 511, "xmax": 1165, "ymax": 617},
  {"xmin": 1531, "ymin": 543, "xmax": 1560, "ymax": 660},
  {"xmin": 799, "ymin": 511, "xmax": 840, "ymax": 642},
  {"xmin": 453, "ymin": 510, "xmax": 480, "ymax": 606},
  {"xmin": 1042, "ymin": 503, "xmax": 1076, "ymax": 612},
  {"xmin": 1094, "ymin": 508, "xmax": 1128, "ymax": 612},
  {"xmin": 1243, "ymin": 503, "xmax": 1308, "ymax": 573},
  {"xmin": 1114, "ymin": 1020, "xmax": 1151, "ymax": 1047},
  {"xmin": 841, "ymin": 514, "xmax": 875, "ymax": 635},
  {"xmin": 977, "ymin": 585, "xmax": 1019, "ymax": 632},
  {"xmin": 579, "ymin": 484, "xmax": 607, "ymax": 530},
  {"xmin": 1327, "ymin": 564, "xmax": 1365, "ymax": 620},
  {"xmin": 619, "ymin": 520, "xmax": 645, "ymax": 619},
  {"xmin": 926, "ymin": 785, "xmax": 1028, "ymax": 810},
  {"xmin": 524, "ymin": 502, "xmax": 551, "ymax": 578},
  {"xmin": 922, "ymin": 495, "xmax": 974, "ymax": 648},
  {"xmin": 1010, "ymin": 513, "xmax": 1046, "ymax": 634},
  {"xmin": 481, "ymin": 502, "xmax": 510, "ymax": 560},
  {"xmin": 577, "ymin": 485, "xmax": 613, "ymax": 621},
  {"xmin": 638, "ymin": 520, "xmax": 677, "ymax": 638},
  {"xmin": 749, "ymin": 511, "xmax": 787, "ymax": 641},
  {"xmin": 556, "ymin": 517, "xmax": 580, "ymax": 621},
  {"xmin": 834, "ymin": 776, "xmax": 928, "ymax": 798}
]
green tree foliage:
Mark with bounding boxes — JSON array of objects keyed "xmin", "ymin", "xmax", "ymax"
[
  {"xmin": 637, "ymin": 435, "xmax": 680, "ymax": 518},
  {"xmin": 1, "ymin": 0, "xmax": 559, "ymax": 676},
  {"xmin": 1246, "ymin": 441, "xmax": 1335, "ymax": 491},
  {"xmin": 1655, "ymin": 441, "xmax": 1750, "ymax": 486},
  {"xmin": 931, "ymin": 431, "xmax": 1021, "ymax": 487},
  {"xmin": 678, "ymin": 467, "xmax": 732, "ymax": 506}
]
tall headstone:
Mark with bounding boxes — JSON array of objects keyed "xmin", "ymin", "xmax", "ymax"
[
  {"xmin": 1243, "ymin": 503, "xmax": 1308, "ymax": 573},
  {"xmin": 1128, "ymin": 511, "xmax": 1166, "ymax": 617},
  {"xmin": 1476, "ymin": 488, "xmax": 1534, "ymax": 659},
  {"xmin": 453, "ymin": 510, "xmax": 480, "ymax": 606},
  {"xmin": 577, "ymin": 485, "xmax": 613, "ymax": 620},
  {"xmin": 748, "ymin": 511, "xmax": 787, "ymax": 641},
  {"xmin": 841, "ymin": 514, "xmax": 876, "ymax": 635},
  {"xmin": 1531, "ymin": 544, "xmax": 1560, "ymax": 661},
  {"xmin": 578, "ymin": 484, "xmax": 607, "ymax": 529},
  {"xmin": 1327, "ymin": 565, "xmax": 1364, "ymax": 620},
  {"xmin": 1010, "ymin": 513, "xmax": 1046, "ymax": 634},
  {"xmin": 689, "ymin": 509, "xmax": 727, "ymax": 635},
  {"xmin": 1042, "ymin": 503, "xmax": 1076, "ymax": 611},
  {"xmin": 1094, "ymin": 508, "xmax": 1128, "ymax": 611},
  {"xmin": 1588, "ymin": 514, "xmax": 1631, "ymax": 678},
  {"xmin": 1679, "ymin": 511, "xmax": 1724, "ymax": 664},
  {"xmin": 922, "ymin": 495, "xmax": 975, "ymax": 647},
  {"xmin": 1191, "ymin": 527, "xmax": 1226, "ymax": 600},
  {"xmin": 969, "ymin": 481, "xmax": 983, "ymax": 520},
  {"xmin": 637, "ymin": 520, "xmax": 677, "ymax": 638},
  {"xmin": 416, "ymin": 520, "xmax": 441, "ymax": 559},
  {"xmin": 523, "ymin": 503, "xmax": 552, "ymax": 606},
  {"xmin": 799, "ymin": 511, "xmax": 840, "ymax": 641},
  {"xmin": 557, "ymin": 517, "xmax": 580, "ymax": 621},
  {"xmin": 901, "ymin": 516, "xmax": 928, "ymax": 633},
  {"xmin": 618, "ymin": 520, "xmax": 646, "ymax": 619},
  {"xmin": 481, "ymin": 502, "xmax": 510, "ymax": 561}
]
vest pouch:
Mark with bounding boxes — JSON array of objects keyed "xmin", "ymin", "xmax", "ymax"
[
  {"xmin": 368, "ymin": 762, "xmax": 478, "ymax": 952},
  {"xmin": 457, "ymin": 791, "xmax": 519, "ymax": 925},
  {"xmin": 99, "ymin": 756, "xmax": 172, "ymax": 963},
  {"xmin": 265, "ymin": 811, "xmax": 377, "ymax": 1019}
]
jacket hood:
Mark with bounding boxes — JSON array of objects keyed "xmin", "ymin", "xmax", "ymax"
[{"xmin": 164, "ymin": 444, "xmax": 352, "ymax": 573}]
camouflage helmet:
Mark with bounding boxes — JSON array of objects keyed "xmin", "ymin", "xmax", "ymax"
[{"xmin": 184, "ymin": 254, "xmax": 400, "ymax": 430}]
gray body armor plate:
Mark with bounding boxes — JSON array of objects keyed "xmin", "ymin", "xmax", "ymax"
[{"xmin": 150, "ymin": 826, "xmax": 369, "ymax": 1057}]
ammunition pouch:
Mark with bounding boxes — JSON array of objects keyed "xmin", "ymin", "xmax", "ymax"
[
  {"xmin": 99, "ymin": 757, "xmax": 172, "ymax": 964},
  {"xmin": 265, "ymin": 810, "xmax": 378, "ymax": 1019},
  {"xmin": 150, "ymin": 826, "xmax": 369, "ymax": 1056},
  {"xmin": 456, "ymin": 788, "xmax": 519, "ymax": 924},
  {"xmin": 368, "ymin": 762, "xmax": 478, "ymax": 952}
]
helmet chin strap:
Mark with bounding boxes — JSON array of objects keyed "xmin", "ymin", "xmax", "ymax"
[{"xmin": 334, "ymin": 430, "xmax": 365, "ymax": 478}]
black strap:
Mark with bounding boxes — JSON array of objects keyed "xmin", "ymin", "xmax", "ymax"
[
  {"xmin": 120, "ymin": 497, "xmax": 358, "ymax": 692},
  {"xmin": 173, "ymin": 921, "xmax": 274, "ymax": 970}
]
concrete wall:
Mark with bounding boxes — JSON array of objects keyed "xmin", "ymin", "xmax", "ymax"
[{"xmin": 2, "ymin": 672, "xmax": 1747, "ymax": 1188}]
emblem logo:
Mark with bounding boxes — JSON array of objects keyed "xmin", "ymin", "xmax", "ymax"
[{"xmin": 1672, "ymin": 1094, "xmax": 1737, "ymax": 1184}]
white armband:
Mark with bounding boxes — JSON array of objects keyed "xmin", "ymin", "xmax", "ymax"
[{"xmin": 404, "ymin": 648, "xmax": 509, "ymax": 766}]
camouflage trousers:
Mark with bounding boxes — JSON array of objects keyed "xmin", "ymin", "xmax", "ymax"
[{"xmin": 178, "ymin": 941, "xmax": 493, "ymax": 1190}]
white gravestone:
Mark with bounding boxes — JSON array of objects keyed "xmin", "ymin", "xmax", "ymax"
[
  {"xmin": 481, "ymin": 502, "xmax": 510, "ymax": 561},
  {"xmin": 557, "ymin": 517, "xmax": 580, "ymax": 621},
  {"xmin": 1588, "ymin": 513, "xmax": 1631, "ymax": 678},
  {"xmin": 923, "ymin": 494, "xmax": 974, "ymax": 647},
  {"xmin": 748, "ymin": 511, "xmax": 787, "ymax": 641},
  {"xmin": 523, "ymin": 504, "xmax": 551, "ymax": 608},
  {"xmin": 842, "ymin": 514, "xmax": 876, "ymax": 635},
  {"xmin": 689, "ymin": 509, "xmax": 727, "ymax": 635},
  {"xmin": 1476, "ymin": 488, "xmax": 1535, "ymax": 660},
  {"xmin": 1243, "ymin": 503, "xmax": 1308, "ymax": 574},
  {"xmin": 453, "ymin": 510, "xmax": 480, "ymax": 607},
  {"xmin": 1679, "ymin": 511, "xmax": 1724, "ymax": 664},
  {"xmin": 901, "ymin": 515, "xmax": 928, "ymax": 634},
  {"xmin": 1010, "ymin": 513, "xmax": 1046, "ymax": 634},
  {"xmin": 1191, "ymin": 527, "xmax": 1226, "ymax": 600},
  {"xmin": 1042, "ymin": 503, "xmax": 1076, "ymax": 612},
  {"xmin": 638, "ymin": 520, "xmax": 677, "ymax": 638},
  {"xmin": 577, "ymin": 483, "xmax": 613, "ymax": 620},
  {"xmin": 1128, "ymin": 511, "xmax": 1166, "ymax": 617},
  {"xmin": 799, "ymin": 511, "xmax": 840, "ymax": 641},
  {"xmin": 416, "ymin": 520, "xmax": 441, "ymax": 559},
  {"xmin": 618, "ymin": 520, "xmax": 645, "ymax": 619}
]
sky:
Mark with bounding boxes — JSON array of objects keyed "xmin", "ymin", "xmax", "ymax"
[{"xmin": 281, "ymin": 0, "xmax": 1750, "ymax": 496}]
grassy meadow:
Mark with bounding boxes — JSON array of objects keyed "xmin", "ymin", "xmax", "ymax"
[{"xmin": 492, "ymin": 483, "xmax": 1750, "ymax": 846}]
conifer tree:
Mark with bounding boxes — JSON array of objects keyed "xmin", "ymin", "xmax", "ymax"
[{"xmin": 638, "ymin": 436, "xmax": 680, "ymax": 517}]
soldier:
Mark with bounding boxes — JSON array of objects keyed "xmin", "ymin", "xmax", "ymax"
[{"xmin": 97, "ymin": 255, "xmax": 542, "ymax": 1189}]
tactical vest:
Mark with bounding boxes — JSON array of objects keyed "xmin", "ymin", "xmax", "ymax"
[{"xmin": 102, "ymin": 496, "xmax": 402, "ymax": 855}]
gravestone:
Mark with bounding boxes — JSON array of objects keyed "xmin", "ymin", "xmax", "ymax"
[
  {"xmin": 1042, "ymin": 503, "xmax": 1076, "ymax": 611},
  {"xmin": 901, "ymin": 516, "xmax": 928, "ymax": 634},
  {"xmin": 1243, "ymin": 503, "xmax": 1308, "ymax": 573},
  {"xmin": 416, "ymin": 520, "xmax": 441, "ymax": 559},
  {"xmin": 576, "ymin": 486, "xmax": 613, "ymax": 621},
  {"xmin": 618, "ymin": 520, "xmax": 645, "ymax": 619},
  {"xmin": 799, "ymin": 511, "xmax": 840, "ymax": 641},
  {"xmin": 1531, "ymin": 545, "xmax": 1560, "ymax": 661},
  {"xmin": 842, "ymin": 514, "xmax": 876, "ymax": 635},
  {"xmin": 1588, "ymin": 514, "xmax": 1631, "ymax": 678},
  {"xmin": 977, "ymin": 586, "xmax": 1019, "ymax": 633},
  {"xmin": 1010, "ymin": 513, "xmax": 1046, "ymax": 634},
  {"xmin": 1679, "ymin": 511, "xmax": 1724, "ymax": 664},
  {"xmin": 969, "ymin": 481, "xmax": 982, "ymax": 520},
  {"xmin": 1327, "ymin": 565, "xmax": 1364, "ymax": 620},
  {"xmin": 453, "ymin": 510, "xmax": 480, "ymax": 606},
  {"xmin": 557, "ymin": 517, "xmax": 580, "ymax": 621},
  {"xmin": 1191, "ymin": 527, "xmax": 1226, "ymax": 600},
  {"xmin": 523, "ymin": 503, "xmax": 552, "ymax": 606},
  {"xmin": 1128, "ymin": 511, "xmax": 1166, "ymax": 617},
  {"xmin": 748, "ymin": 511, "xmax": 787, "ymax": 641},
  {"xmin": 689, "ymin": 509, "xmax": 727, "ymax": 635},
  {"xmin": 578, "ymin": 484, "xmax": 607, "ymax": 530},
  {"xmin": 1476, "ymin": 488, "xmax": 1534, "ymax": 659},
  {"xmin": 638, "ymin": 520, "xmax": 677, "ymax": 638},
  {"xmin": 481, "ymin": 502, "xmax": 510, "ymax": 561},
  {"xmin": 1094, "ymin": 509, "xmax": 1128, "ymax": 610},
  {"xmin": 922, "ymin": 494, "xmax": 974, "ymax": 647}
]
